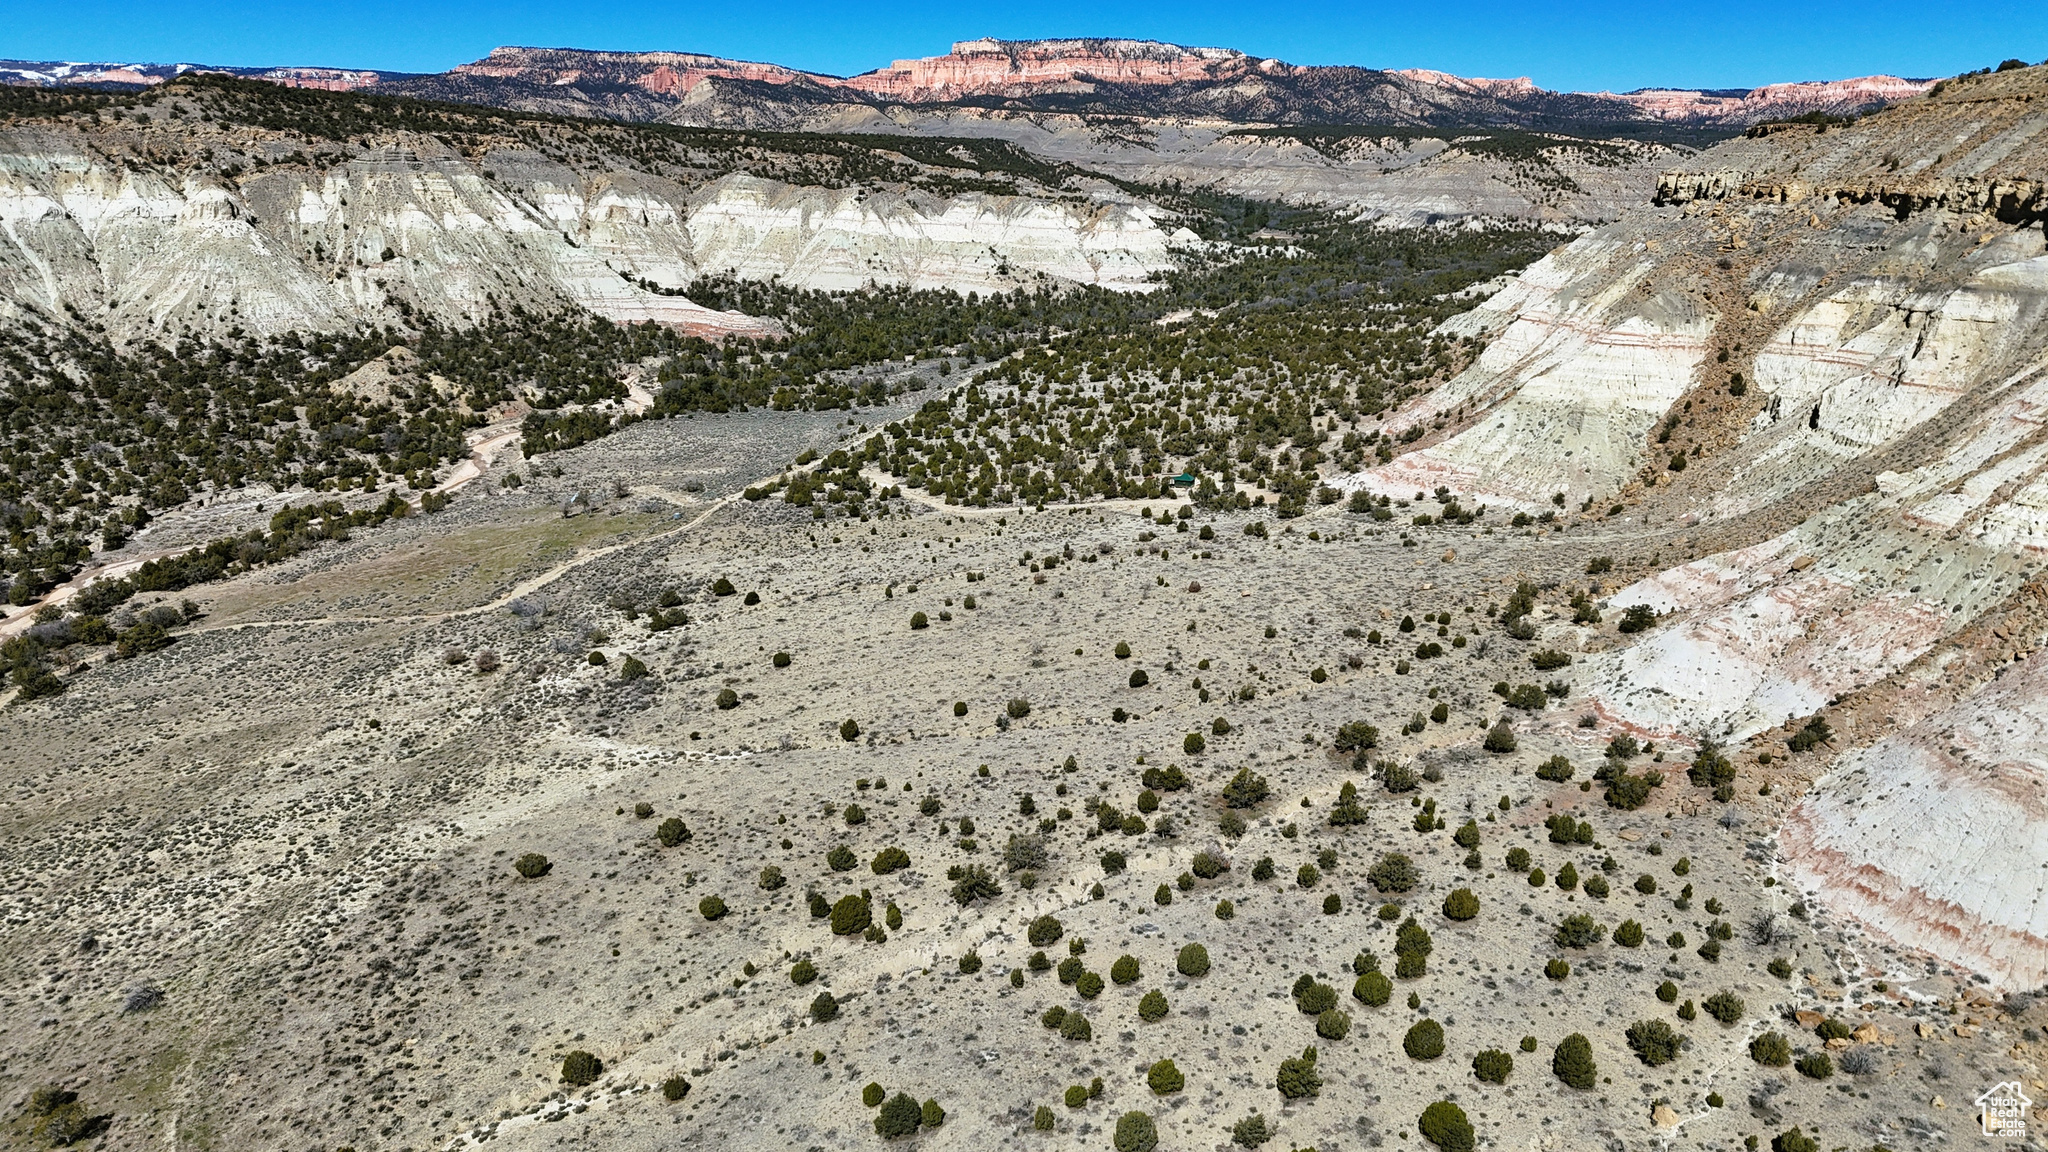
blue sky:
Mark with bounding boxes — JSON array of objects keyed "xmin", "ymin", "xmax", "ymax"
[{"xmin": 1, "ymin": 0, "xmax": 2042, "ymax": 93}]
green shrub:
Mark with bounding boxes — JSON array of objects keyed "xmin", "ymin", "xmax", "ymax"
[
  {"xmin": 871, "ymin": 846, "xmax": 910, "ymax": 874},
  {"xmin": 1614, "ymin": 919, "xmax": 1644, "ymax": 947},
  {"xmin": 658, "ymin": 818, "xmax": 692, "ymax": 847},
  {"xmin": 1635, "ymin": 873, "xmax": 1657, "ymax": 894},
  {"xmin": 1552, "ymin": 1033, "xmax": 1597, "ymax": 1088},
  {"xmin": 1060, "ymin": 1011, "xmax": 1093, "ymax": 1041},
  {"xmin": 1297, "ymin": 863, "xmax": 1321, "ymax": 888},
  {"xmin": 1231, "ymin": 1113, "xmax": 1271, "ymax": 1148},
  {"xmin": 1251, "ymin": 856, "xmax": 1275, "ymax": 881},
  {"xmin": 1316, "ymin": 1008, "xmax": 1352, "ymax": 1040},
  {"xmin": 1482, "ymin": 721, "xmax": 1518, "ymax": 753},
  {"xmin": 922, "ymin": 1099, "xmax": 945, "ymax": 1128},
  {"xmin": 910, "ymin": 611, "xmax": 928, "ymax": 630},
  {"xmin": 1472, "ymin": 1049, "xmax": 1513, "ymax": 1084},
  {"xmin": 1114, "ymin": 1110, "xmax": 1159, "ymax": 1152},
  {"xmin": 1815, "ymin": 1016, "xmax": 1853, "ymax": 1041},
  {"xmin": 1583, "ymin": 875, "xmax": 1610, "ymax": 898},
  {"xmin": 759, "ymin": 865, "xmax": 785, "ymax": 890},
  {"xmin": 1007, "ymin": 698, "xmax": 1032, "ymax": 719},
  {"xmin": 1626, "ymin": 1019, "xmax": 1683, "ymax": 1066},
  {"xmin": 1138, "ymin": 989, "xmax": 1169, "ymax": 1021},
  {"xmin": 1154, "ymin": 883, "xmax": 1173, "ymax": 905},
  {"xmin": 514, "ymin": 853, "xmax": 551, "ymax": 879},
  {"xmin": 1111, "ymin": 955, "xmax": 1141, "ymax": 984},
  {"xmin": 843, "ymin": 803, "xmax": 866, "ymax": 825},
  {"xmin": 1750, "ymin": 1031, "xmax": 1791, "ymax": 1066},
  {"xmin": 840, "ymin": 718, "xmax": 861, "ymax": 741},
  {"xmin": 810, "ymin": 991, "xmax": 840, "ymax": 1022},
  {"xmin": 1535, "ymin": 755, "xmax": 1574, "ymax": 782},
  {"xmin": 1034, "ymin": 1105, "xmax": 1056, "ymax": 1132},
  {"xmin": 864, "ymin": 1082, "xmax": 887, "ymax": 1107},
  {"xmin": 1353, "ymin": 971, "xmax": 1392, "ymax": 1006},
  {"xmin": 1442, "ymin": 888, "xmax": 1479, "ymax": 920},
  {"xmin": 1656, "ymin": 980, "xmax": 1679, "ymax": 1003},
  {"xmin": 1215, "ymin": 898, "xmax": 1235, "ymax": 920},
  {"xmin": 1772, "ymin": 1129, "xmax": 1819, "ymax": 1152},
  {"xmin": 1703, "ymin": 991, "xmax": 1744, "ymax": 1025},
  {"xmin": 1177, "ymin": 943, "xmax": 1210, "ymax": 976},
  {"xmin": 620, "ymin": 655, "xmax": 650, "ymax": 681},
  {"xmin": 1276, "ymin": 1047, "xmax": 1321, "ymax": 1098},
  {"xmin": 1368, "ymin": 852, "xmax": 1418, "ymax": 892},
  {"xmin": 1222, "ymin": 767, "xmax": 1269, "ymax": 807},
  {"xmin": 1418, "ymin": 1100, "xmax": 1476, "ymax": 1152},
  {"xmin": 661, "ymin": 1075, "xmax": 691, "ymax": 1101},
  {"xmin": 790, "ymin": 958, "xmax": 817, "ymax": 985},
  {"xmin": 1147, "ymin": 1059, "xmax": 1185, "ymax": 1094},
  {"xmin": 561, "ymin": 1050, "xmax": 603, "ymax": 1085},
  {"xmin": 875, "ymin": 1092, "xmax": 923, "ymax": 1138},
  {"xmin": 1453, "ymin": 819, "xmax": 1480, "ymax": 848},
  {"xmin": 1795, "ymin": 1051, "xmax": 1833, "ymax": 1080},
  {"xmin": 1769, "ymin": 957, "xmax": 1794, "ymax": 978},
  {"xmin": 1404, "ymin": 1019, "xmax": 1445, "ymax": 1059},
  {"xmin": 697, "ymin": 895, "xmax": 727, "ymax": 920},
  {"xmin": 830, "ymin": 894, "xmax": 871, "ymax": 935},
  {"xmin": 1618, "ymin": 604, "xmax": 1657, "ymax": 633},
  {"xmin": 1554, "ymin": 914, "xmax": 1605, "ymax": 949},
  {"xmin": 1192, "ymin": 851, "xmax": 1226, "ymax": 879},
  {"xmin": 1076, "ymin": 971, "xmax": 1105, "ymax": 998},
  {"xmin": 1294, "ymin": 979, "xmax": 1338, "ymax": 1015},
  {"xmin": 949, "ymin": 864, "xmax": 1001, "ymax": 905},
  {"xmin": 1058, "ymin": 957, "xmax": 1085, "ymax": 984},
  {"xmin": 1505, "ymin": 847, "xmax": 1531, "ymax": 872},
  {"xmin": 1545, "ymin": 958, "xmax": 1570, "ymax": 980}
]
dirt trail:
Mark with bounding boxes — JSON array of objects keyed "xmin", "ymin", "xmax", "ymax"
[{"xmin": 190, "ymin": 492, "xmax": 737, "ymax": 637}]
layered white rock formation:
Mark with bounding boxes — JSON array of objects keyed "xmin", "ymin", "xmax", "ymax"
[
  {"xmin": 0, "ymin": 129, "xmax": 1186, "ymax": 343},
  {"xmin": 1781, "ymin": 650, "xmax": 2048, "ymax": 990},
  {"xmin": 1343, "ymin": 234, "xmax": 1708, "ymax": 507}
]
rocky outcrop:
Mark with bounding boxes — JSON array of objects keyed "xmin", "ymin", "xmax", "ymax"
[
  {"xmin": 1781, "ymin": 646, "xmax": 2048, "ymax": 990},
  {"xmin": 1401, "ymin": 64, "xmax": 2048, "ymax": 988},
  {"xmin": 0, "ymin": 119, "xmax": 1186, "ymax": 343},
  {"xmin": 844, "ymin": 39, "xmax": 1248, "ymax": 102}
]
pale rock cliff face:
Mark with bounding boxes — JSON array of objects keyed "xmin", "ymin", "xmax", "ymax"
[
  {"xmin": 1347, "ymin": 235, "xmax": 1708, "ymax": 507},
  {"xmin": 675, "ymin": 174, "xmax": 1187, "ymax": 293},
  {"xmin": 1780, "ymin": 650, "xmax": 2048, "ymax": 990},
  {"xmin": 0, "ymin": 127, "xmax": 1185, "ymax": 343},
  {"xmin": 1354, "ymin": 67, "xmax": 2048, "ymax": 986}
]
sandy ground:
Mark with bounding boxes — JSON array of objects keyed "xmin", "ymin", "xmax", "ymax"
[{"xmin": 0, "ymin": 406, "xmax": 2038, "ymax": 1152}]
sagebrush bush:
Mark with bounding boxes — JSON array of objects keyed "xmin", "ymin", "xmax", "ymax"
[
  {"xmin": 810, "ymin": 991, "xmax": 840, "ymax": 1022},
  {"xmin": 1111, "ymin": 955, "xmax": 1141, "ymax": 984},
  {"xmin": 1404, "ymin": 1019, "xmax": 1446, "ymax": 1060},
  {"xmin": 662, "ymin": 1075, "xmax": 691, "ymax": 1101},
  {"xmin": 1418, "ymin": 1100, "xmax": 1475, "ymax": 1152},
  {"xmin": 514, "ymin": 853, "xmax": 551, "ymax": 879},
  {"xmin": 1276, "ymin": 1047, "xmax": 1321, "ymax": 1099},
  {"xmin": 1442, "ymin": 888, "xmax": 1479, "ymax": 920},
  {"xmin": 1703, "ymin": 991, "xmax": 1744, "ymax": 1024},
  {"xmin": 561, "ymin": 1050, "xmax": 603, "ymax": 1085},
  {"xmin": 698, "ymin": 895, "xmax": 727, "ymax": 920},
  {"xmin": 1552, "ymin": 1033, "xmax": 1596, "ymax": 1088},
  {"xmin": 1147, "ymin": 1059, "xmax": 1185, "ymax": 1095},
  {"xmin": 1316, "ymin": 1008, "xmax": 1352, "ymax": 1040},
  {"xmin": 1114, "ymin": 1110, "xmax": 1159, "ymax": 1152},
  {"xmin": 1177, "ymin": 943, "xmax": 1210, "ymax": 977},
  {"xmin": 1472, "ymin": 1049, "xmax": 1513, "ymax": 1084},
  {"xmin": 1138, "ymin": 989, "xmax": 1169, "ymax": 1021},
  {"xmin": 1354, "ymin": 971, "xmax": 1392, "ymax": 1006},
  {"xmin": 871, "ymin": 846, "xmax": 910, "ymax": 874},
  {"xmin": 1626, "ymin": 1019, "xmax": 1683, "ymax": 1066},
  {"xmin": 830, "ymin": 894, "xmax": 870, "ymax": 935},
  {"xmin": 1368, "ymin": 852, "xmax": 1418, "ymax": 893}
]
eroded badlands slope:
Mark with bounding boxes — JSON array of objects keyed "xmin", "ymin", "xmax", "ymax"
[
  {"xmin": 0, "ymin": 80, "xmax": 1190, "ymax": 345},
  {"xmin": 1352, "ymin": 65, "xmax": 2048, "ymax": 987}
]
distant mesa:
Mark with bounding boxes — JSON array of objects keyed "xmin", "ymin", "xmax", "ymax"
[{"xmin": 0, "ymin": 39, "xmax": 1941, "ymax": 130}]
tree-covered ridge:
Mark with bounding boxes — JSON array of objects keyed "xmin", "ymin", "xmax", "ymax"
[{"xmin": 734, "ymin": 217, "xmax": 1555, "ymax": 516}]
